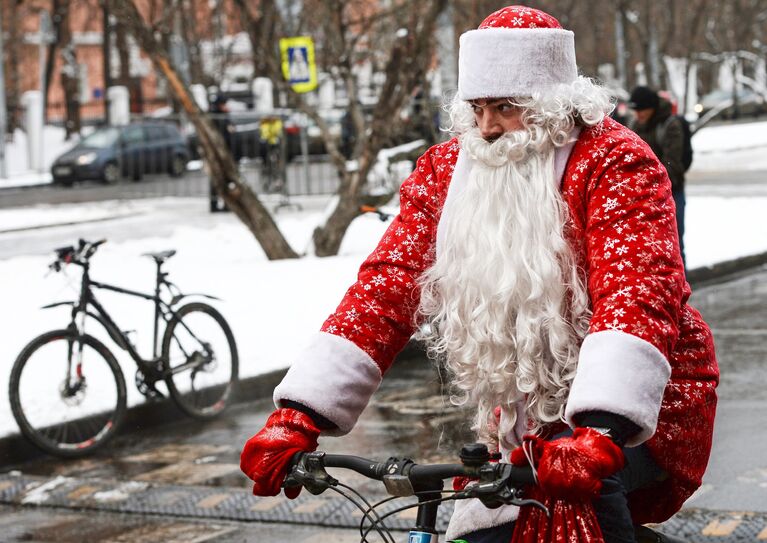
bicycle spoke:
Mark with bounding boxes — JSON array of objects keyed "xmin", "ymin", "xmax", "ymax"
[
  {"xmin": 162, "ymin": 303, "xmax": 237, "ymax": 419},
  {"xmin": 10, "ymin": 331, "xmax": 126, "ymax": 457}
]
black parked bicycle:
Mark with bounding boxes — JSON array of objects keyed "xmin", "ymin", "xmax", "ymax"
[{"xmin": 9, "ymin": 239, "xmax": 238, "ymax": 458}]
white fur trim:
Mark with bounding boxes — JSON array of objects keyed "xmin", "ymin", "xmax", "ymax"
[
  {"xmin": 273, "ymin": 332, "xmax": 382, "ymax": 436},
  {"xmin": 458, "ymin": 28, "xmax": 577, "ymax": 100},
  {"xmin": 564, "ymin": 330, "xmax": 672, "ymax": 446},
  {"xmin": 446, "ymin": 497, "xmax": 518, "ymax": 540},
  {"xmin": 437, "ymin": 129, "xmax": 580, "ymax": 258}
]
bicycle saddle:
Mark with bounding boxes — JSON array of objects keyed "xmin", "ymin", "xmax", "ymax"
[{"xmin": 142, "ymin": 250, "xmax": 177, "ymax": 263}]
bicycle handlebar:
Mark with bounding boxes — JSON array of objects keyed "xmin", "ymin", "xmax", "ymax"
[
  {"xmin": 286, "ymin": 447, "xmax": 540, "ymax": 510},
  {"xmin": 49, "ymin": 239, "xmax": 107, "ymax": 271}
]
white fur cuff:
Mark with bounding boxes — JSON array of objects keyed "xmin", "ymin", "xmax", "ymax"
[
  {"xmin": 458, "ymin": 27, "xmax": 577, "ymax": 100},
  {"xmin": 564, "ymin": 330, "xmax": 671, "ymax": 446},
  {"xmin": 446, "ymin": 498, "xmax": 519, "ymax": 540},
  {"xmin": 273, "ymin": 332, "xmax": 382, "ymax": 436}
]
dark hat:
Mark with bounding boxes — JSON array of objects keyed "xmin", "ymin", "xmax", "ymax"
[{"xmin": 628, "ymin": 86, "xmax": 659, "ymax": 110}]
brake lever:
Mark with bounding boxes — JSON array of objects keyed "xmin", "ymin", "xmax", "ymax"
[
  {"xmin": 458, "ymin": 483, "xmax": 549, "ymax": 516},
  {"xmin": 513, "ymin": 497, "xmax": 550, "ymax": 517},
  {"xmin": 283, "ymin": 451, "xmax": 338, "ymax": 496}
]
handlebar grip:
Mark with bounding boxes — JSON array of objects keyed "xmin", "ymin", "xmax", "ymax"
[{"xmin": 508, "ymin": 464, "xmax": 536, "ymax": 487}]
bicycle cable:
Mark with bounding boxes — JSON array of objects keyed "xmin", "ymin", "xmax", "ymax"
[
  {"xmin": 360, "ymin": 493, "xmax": 459, "ymax": 543},
  {"xmin": 354, "ymin": 493, "xmax": 400, "ymax": 543},
  {"xmin": 325, "ymin": 484, "xmax": 395, "ymax": 543},
  {"xmin": 334, "ymin": 481, "xmax": 396, "ymax": 543}
]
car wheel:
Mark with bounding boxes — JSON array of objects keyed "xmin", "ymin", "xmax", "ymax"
[
  {"xmin": 169, "ymin": 155, "xmax": 186, "ymax": 178},
  {"xmin": 102, "ymin": 162, "xmax": 120, "ymax": 185}
]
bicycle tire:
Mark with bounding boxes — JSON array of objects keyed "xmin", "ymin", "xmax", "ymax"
[
  {"xmin": 9, "ymin": 330, "xmax": 127, "ymax": 458},
  {"xmin": 161, "ymin": 302, "xmax": 238, "ymax": 420}
]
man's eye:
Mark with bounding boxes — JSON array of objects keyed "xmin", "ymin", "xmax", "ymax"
[
  {"xmin": 471, "ymin": 105, "xmax": 482, "ymax": 113},
  {"xmin": 498, "ymin": 104, "xmax": 515, "ymax": 113}
]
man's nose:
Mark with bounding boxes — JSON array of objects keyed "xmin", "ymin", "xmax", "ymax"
[{"xmin": 478, "ymin": 113, "xmax": 503, "ymax": 141}]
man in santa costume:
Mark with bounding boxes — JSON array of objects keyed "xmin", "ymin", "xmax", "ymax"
[{"xmin": 240, "ymin": 6, "xmax": 718, "ymax": 542}]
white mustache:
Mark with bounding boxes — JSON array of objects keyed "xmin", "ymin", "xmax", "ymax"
[{"xmin": 460, "ymin": 127, "xmax": 552, "ymax": 168}]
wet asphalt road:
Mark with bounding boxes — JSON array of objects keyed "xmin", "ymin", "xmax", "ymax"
[{"xmin": 1, "ymin": 266, "xmax": 767, "ymax": 541}]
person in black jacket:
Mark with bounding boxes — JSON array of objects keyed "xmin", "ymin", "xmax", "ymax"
[
  {"xmin": 208, "ymin": 95, "xmax": 234, "ymax": 212},
  {"xmin": 628, "ymin": 86, "xmax": 687, "ymax": 268}
]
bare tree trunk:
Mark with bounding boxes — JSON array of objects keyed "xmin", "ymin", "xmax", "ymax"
[
  {"xmin": 614, "ymin": 0, "xmax": 628, "ymax": 89},
  {"xmin": 233, "ymin": 0, "xmax": 278, "ymax": 79},
  {"xmin": 57, "ymin": 0, "xmax": 82, "ymax": 138},
  {"xmin": 234, "ymin": 0, "xmax": 445, "ymax": 257},
  {"xmin": 5, "ymin": 0, "xmax": 23, "ymax": 134},
  {"xmin": 312, "ymin": 0, "xmax": 448, "ymax": 257},
  {"xmin": 61, "ymin": 44, "xmax": 82, "ymax": 138},
  {"xmin": 115, "ymin": 20, "xmax": 132, "ymax": 87},
  {"xmin": 180, "ymin": 0, "xmax": 205, "ymax": 84},
  {"xmin": 110, "ymin": 0, "xmax": 298, "ymax": 260},
  {"xmin": 102, "ymin": 0, "xmax": 113, "ymax": 123}
]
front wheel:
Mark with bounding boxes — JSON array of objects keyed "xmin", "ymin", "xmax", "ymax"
[
  {"xmin": 9, "ymin": 330, "xmax": 127, "ymax": 458},
  {"xmin": 169, "ymin": 154, "xmax": 187, "ymax": 178},
  {"xmin": 161, "ymin": 302, "xmax": 238, "ymax": 419},
  {"xmin": 102, "ymin": 162, "xmax": 120, "ymax": 185}
]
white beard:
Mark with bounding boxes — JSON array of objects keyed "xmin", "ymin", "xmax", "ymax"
[{"xmin": 418, "ymin": 127, "xmax": 591, "ymax": 449}]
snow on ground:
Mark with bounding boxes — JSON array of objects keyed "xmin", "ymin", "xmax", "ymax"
[
  {"xmin": 689, "ymin": 119, "xmax": 767, "ymax": 172},
  {"xmin": 0, "ymin": 200, "xmax": 158, "ymax": 233},
  {"xmin": 0, "ymin": 202, "xmax": 390, "ymax": 438}
]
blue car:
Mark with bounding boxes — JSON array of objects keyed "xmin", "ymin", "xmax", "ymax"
[{"xmin": 51, "ymin": 122, "xmax": 190, "ymax": 186}]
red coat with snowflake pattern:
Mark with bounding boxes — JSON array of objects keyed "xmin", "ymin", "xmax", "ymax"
[{"xmin": 317, "ymin": 117, "xmax": 718, "ymax": 523}]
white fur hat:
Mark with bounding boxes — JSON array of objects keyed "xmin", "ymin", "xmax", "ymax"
[{"xmin": 457, "ymin": 6, "xmax": 578, "ymax": 101}]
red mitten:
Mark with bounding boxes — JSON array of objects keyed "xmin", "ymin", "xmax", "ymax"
[
  {"xmin": 535, "ymin": 427, "xmax": 625, "ymax": 500},
  {"xmin": 240, "ymin": 408, "xmax": 321, "ymax": 498}
]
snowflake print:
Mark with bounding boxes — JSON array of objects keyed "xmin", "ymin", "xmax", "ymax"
[{"xmin": 371, "ymin": 274, "xmax": 387, "ymax": 286}]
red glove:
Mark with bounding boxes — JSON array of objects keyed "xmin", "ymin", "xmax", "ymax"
[
  {"xmin": 240, "ymin": 408, "xmax": 321, "ymax": 498},
  {"xmin": 511, "ymin": 427, "xmax": 625, "ymax": 500}
]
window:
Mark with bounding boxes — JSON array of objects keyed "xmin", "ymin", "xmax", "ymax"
[
  {"xmin": 145, "ymin": 126, "xmax": 167, "ymax": 141},
  {"xmin": 122, "ymin": 126, "xmax": 144, "ymax": 144}
]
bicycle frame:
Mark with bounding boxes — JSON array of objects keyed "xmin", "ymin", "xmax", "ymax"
[{"xmin": 47, "ymin": 257, "xmax": 214, "ymax": 381}]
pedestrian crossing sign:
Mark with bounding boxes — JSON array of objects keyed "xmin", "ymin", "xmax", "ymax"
[{"xmin": 280, "ymin": 36, "xmax": 317, "ymax": 93}]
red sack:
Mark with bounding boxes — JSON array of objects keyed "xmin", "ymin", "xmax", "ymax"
[
  {"xmin": 510, "ymin": 485, "xmax": 605, "ymax": 543},
  {"xmin": 508, "ymin": 429, "xmax": 624, "ymax": 542}
]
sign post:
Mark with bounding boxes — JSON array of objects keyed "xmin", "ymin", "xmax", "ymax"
[{"xmin": 279, "ymin": 36, "xmax": 318, "ymax": 204}]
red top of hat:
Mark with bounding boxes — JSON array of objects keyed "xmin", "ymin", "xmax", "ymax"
[{"xmin": 478, "ymin": 5, "xmax": 563, "ymax": 30}]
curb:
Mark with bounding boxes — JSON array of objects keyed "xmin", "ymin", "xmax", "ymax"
[
  {"xmin": 687, "ymin": 250, "xmax": 767, "ymax": 287},
  {"xmin": 0, "ymin": 211, "xmax": 148, "ymax": 235},
  {"xmin": 0, "ymin": 368, "xmax": 288, "ymax": 467}
]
